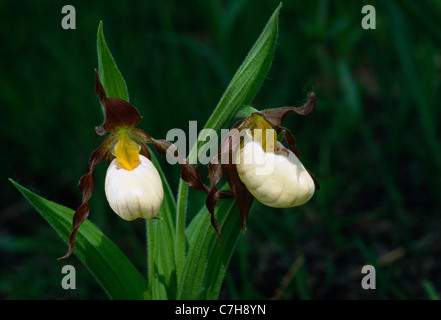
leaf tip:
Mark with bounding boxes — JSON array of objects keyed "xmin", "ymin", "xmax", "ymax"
[{"xmin": 275, "ymin": 2, "xmax": 283, "ymax": 15}]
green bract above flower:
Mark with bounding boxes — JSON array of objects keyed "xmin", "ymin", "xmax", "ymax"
[{"xmin": 206, "ymin": 92, "xmax": 319, "ymax": 234}]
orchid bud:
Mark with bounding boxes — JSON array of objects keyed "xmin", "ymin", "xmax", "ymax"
[
  {"xmin": 105, "ymin": 154, "xmax": 164, "ymax": 220},
  {"xmin": 236, "ymin": 130, "xmax": 315, "ymax": 208}
]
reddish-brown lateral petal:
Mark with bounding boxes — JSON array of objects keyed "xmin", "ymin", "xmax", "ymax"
[
  {"xmin": 205, "ymin": 121, "xmax": 246, "ymax": 239},
  {"xmin": 131, "ymin": 128, "xmax": 210, "ymax": 193},
  {"xmin": 205, "ymin": 156, "xmax": 227, "ymax": 245},
  {"xmin": 95, "ymin": 70, "xmax": 141, "ymax": 133},
  {"xmin": 181, "ymin": 164, "xmax": 210, "ymax": 193},
  {"xmin": 205, "ymin": 186, "xmax": 221, "ymax": 244},
  {"xmin": 88, "ymin": 134, "xmax": 118, "ymax": 171},
  {"xmin": 262, "ymin": 92, "xmax": 316, "ymax": 127},
  {"xmin": 224, "ymin": 163, "xmax": 254, "ymax": 232},
  {"xmin": 157, "ymin": 139, "xmax": 209, "ymax": 193},
  {"xmin": 207, "ymin": 160, "xmax": 223, "ymax": 189},
  {"xmin": 139, "ymin": 143, "xmax": 151, "ymax": 160},
  {"xmin": 58, "ymin": 203, "xmax": 89, "ymax": 260},
  {"xmin": 218, "ymin": 190, "xmax": 234, "ymax": 198},
  {"xmin": 78, "ymin": 173, "xmax": 94, "ymax": 205},
  {"xmin": 220, "ymin": 120, "xmax": 255, "ymax": 231},
  {"xmin": 58, "ymin": 134, "xmax": 117, "ymax": 260}
]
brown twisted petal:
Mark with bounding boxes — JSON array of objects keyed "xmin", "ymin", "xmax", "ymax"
[
  {"xmin": 130, "ymin": 128, "xmax": 209, "ymax": 193},
  {"xmin": 224, "ymin": 162, "xmax": 255, "ymax": 232},
  {"xmin": 58, "ymin": 133, "xmax": 118, "ymax": 260},
  {"xmin": 206, "ymin": 119, "xmax": 255, "ymax": 234}
]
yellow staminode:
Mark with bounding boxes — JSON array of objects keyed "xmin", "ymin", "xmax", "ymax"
[
  {"xmin": 249, "ymin": 115, "xmax": 277, "ymax": 152},
  {"xmin": 114, "ymin": 134, "xmax": 140, "ymax": 171}
]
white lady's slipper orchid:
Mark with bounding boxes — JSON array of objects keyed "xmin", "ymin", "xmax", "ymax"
[
  {"xmin": 105, "ymin": 154, "xmax": 164, "ymax": 220},
  {"xmin": 204, "ymin": 95, "xmax": 317, "ymax": 238},
  {"xmin": 235, "ymin": 130, "xmax": 315, "ymax": 208},
  {"xmin": 62, "ymin": 71, "xmax": 199, "ymax": 260}
]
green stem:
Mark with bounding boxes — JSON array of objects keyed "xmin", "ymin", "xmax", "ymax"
[
  {"xmin": 175, "ymin": 143, "xmax": 198, "ymax": 285},
  {"xmin": 175, "ymin": 179, "xmax": 189, "ymax": 284}
]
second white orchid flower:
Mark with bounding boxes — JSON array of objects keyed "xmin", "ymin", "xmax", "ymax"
[
  {"xmin": 205, "ymin": 92, "xmax": 318, "ymax": 235},
  {"xmin": 236, "ymin": 129, "xmax": 315, "ymax": 208}
]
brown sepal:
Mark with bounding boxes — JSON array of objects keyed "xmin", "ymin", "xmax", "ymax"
[
  {"xmin": 58, "ymin": 133, "xmax": 118, "ymax": 260},
  {"xmin": 262, "ymin": 92, "xmax": 316, "ymax": 127},
  {"xmin": 95, "ymin": 70, "xmax": 141, "ymax": 133}
]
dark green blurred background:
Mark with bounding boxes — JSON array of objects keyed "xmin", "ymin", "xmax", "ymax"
[{"xmin": 1, "ymin": 0, "xmax": 440, "ymax": 299}]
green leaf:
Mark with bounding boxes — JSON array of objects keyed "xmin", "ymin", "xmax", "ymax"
[
  {"xmin": 9, "ymin": 179, "xmax": 150, "ymax": 300},
  {"xmin": 177, "ymin": 2, "xmax": 282, "ymax": 299},
  {"xmin": 97, "ymin": 21, "xmax": 129, "ymax": 101},
  {"xmin": 187, "ymin": 2, "xmax": 282, "ymax": 163}
]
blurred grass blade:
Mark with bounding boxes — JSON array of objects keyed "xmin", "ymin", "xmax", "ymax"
[
  {"xmin": 422, "ymin": 280, "xmax": 440, "ymax": 300},
  {"xmin": 10, "ymin": 179, "xmax": 150, "ymax": 300},
  {"xmin": 177, "ymin": 3, "xmax": 282, "ymax": 299},
  {"xmin": 384, "ymin": 1, "xmax": 441, "ymax": 176},
  {"xmin": 97, "ymin": 21, "xmax": 129, "ymax": 101},
  {"xmin": 97, "ymin": 23, "xmax": 177, "ymax": 299}
]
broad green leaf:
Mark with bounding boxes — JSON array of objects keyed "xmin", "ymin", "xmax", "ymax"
[
  {"xmin": 97, "ymin": 21, "xmax": 129, "ymax": 101},
  {"xmin": 96, "ymin": 23, "xmax": 177, "ymax": 299},
  {"xmin": 10, "ymin": 179, "xmax": 149, "ymax": 300},
  {"xmin": 176, "ymin": 3, "xmax": 282, "ymax": 298},
  {"xmin": 188, "ymin": 2, "xmax": 282, "ymax": 163}
]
